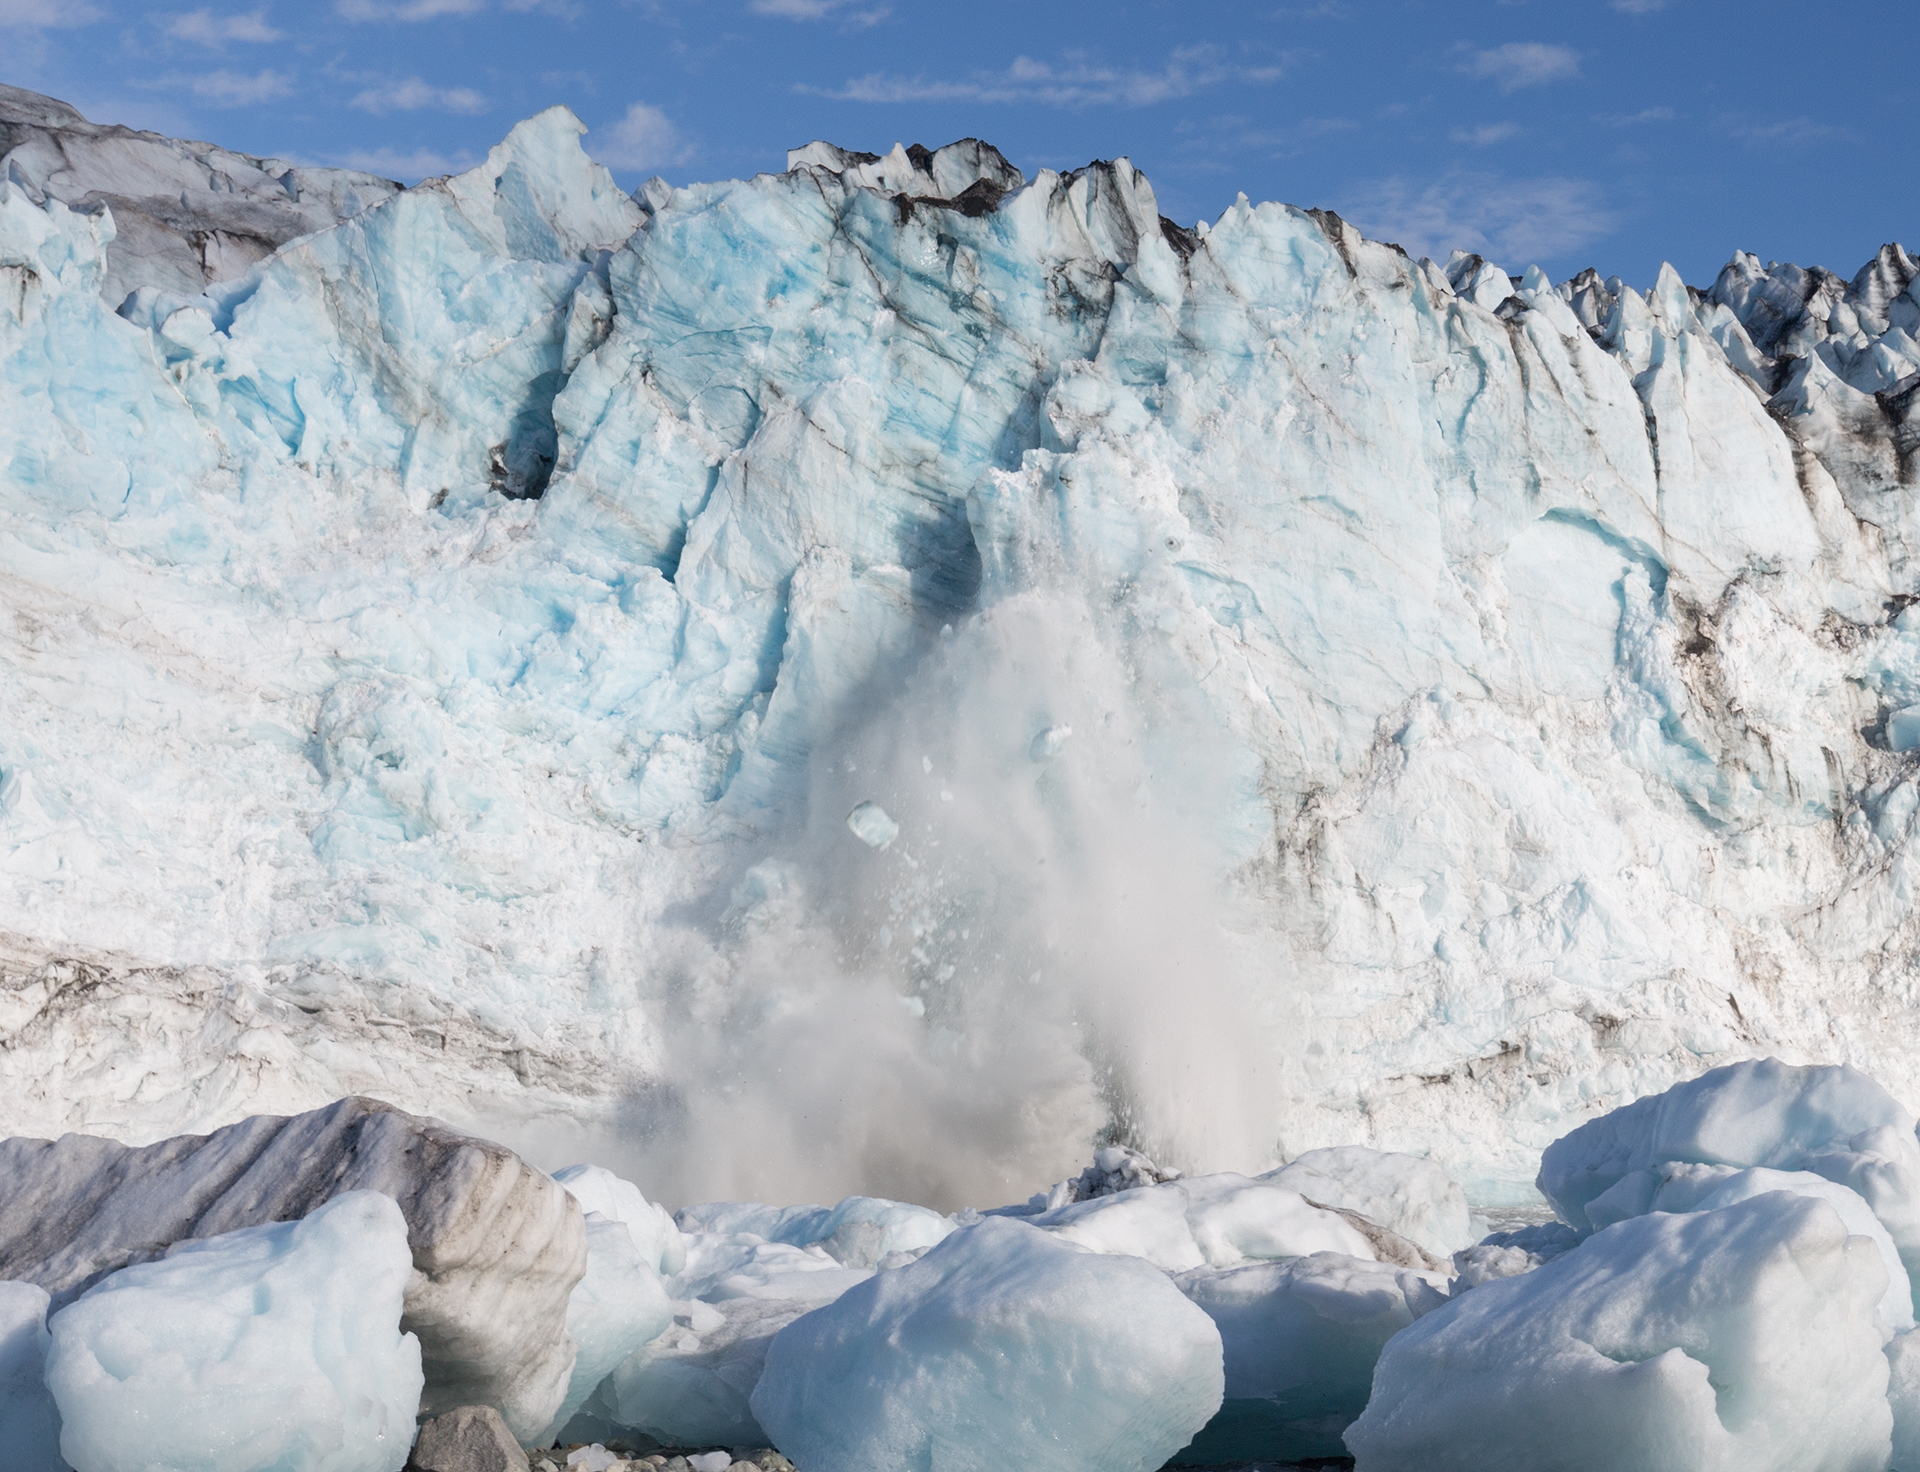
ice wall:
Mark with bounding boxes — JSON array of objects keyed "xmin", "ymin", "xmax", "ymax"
[{"xmin": 3, "ymin": 88, "xmax": 1919, "ymax": 1206}]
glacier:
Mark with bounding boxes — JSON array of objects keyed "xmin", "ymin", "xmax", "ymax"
[{"xmin": 3, "ymin": 83, "xmax": 1920, "ymax": 1210}]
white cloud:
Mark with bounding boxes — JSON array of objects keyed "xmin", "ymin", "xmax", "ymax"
[
  {"xmin": 1723, "ymin": 115, "xmax": 1851, "ymax": 148},
  {"xmin": 1338, "ymin": 171, "xmax": 1616, "ymax": 268},
  {"xmin": 1611, "ymin": 0, "xmax": 1670, "ymax": 11},
  {"xmin": 750, "ymin": 0, "xmax": 889, "ymax": 23},
  {"xmin": 1450, "ymin": 121, "xmax": 1519, "ymax": 147},
  {"xmin": 341, "ymin": 145, "xmax": 478, "ymax": 179},
  {"xmin": 349, "ymin": 77, "xmax": 489, "ymax": 114},
  {"xmin": 1459, "ymin": 41, "xmax": 1580, "ymax": 92},
  {"xmin": 1601, "ymin": 105, "xmax": 1674, "ymax": 126},
  {"xmin": 588, "ymin": 101, "xmax": 693, "ymax": 173},
  {"xmin": 818, "ymin": 45, "xmax": 1291, "ymax": 108},
  {"xmin": 176, "ymin": 66, "xmax": 296, "ymax": 106},
  {"xmin": 163, "ymin": 7, "xmax": 283, "ymax": 42},
  {"xmin": 0, "ymin": 0, "xmax": 103, "ymax": 26},
  {"xmin": 336, "ymin": 0, "xmax": 485, "ymax": 19}
]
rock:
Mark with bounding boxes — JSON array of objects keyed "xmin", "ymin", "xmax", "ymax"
[
  {"xmin": 410, "ymin": 1406, "xmax": 531, "ymax": 1471},
  {"xmin": 0, "ymin": 1096, "xmax": 587, "ymax": 1440}
]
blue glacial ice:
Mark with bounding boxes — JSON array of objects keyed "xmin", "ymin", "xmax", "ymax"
[
  {"xmin": 5, "ymin": 83, "xmax": 1920, "ymax": 1210},
  {"xmin": 43, "ymin": 1191, "xmax": 422, "ymax": 1472}
]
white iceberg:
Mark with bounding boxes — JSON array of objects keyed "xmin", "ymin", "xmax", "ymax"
[
  {"xmin": 1344, "ymin": 1192, "xmax": 1894, "ymax": 1472},
  {"xmin": 44, "ymin": 1191, "xmax": 423, "ymax": 1472},
  {"xmin": 749, "ymin": 1216, "xmax": 1224, "ymax": 1472},
  {"xmin": 538, "ymin": 1214, "xmax": 675, "ymax": 1445},
  {"xmin": 1261, "ymin": 1146, "xmax": 1475, "ymax": 1258}
]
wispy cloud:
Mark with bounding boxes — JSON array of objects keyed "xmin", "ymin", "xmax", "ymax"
[
  {"xmin": 162, "ymin": 7, "xmax": 282, "ymax": 42},
  {"xmin": 349, "ymin": 77, "xmax": 489, "ymax": 113},
  {"xmin": 1600, "ymin": 106, "xmax": 1674, "ymax": 126},
  {"xmin": 0, "ymin": 0, "xmax": 103, "ymax": 26},
  {"xmin": 1720, "ymin": 114, "xmax": 1851, "ymax": 148},
  {"xmin": 1450, "ymin": 121, "xmax": 1519, "ymax": 147},
  {"xmin": 749, "ymin": 0, "xmax": 889, "ymax": 25},
  {"xmin": 1338, "ymin": 171, "xmax": 1616, "ymax": 267},
  {"xmin": 336, "ymin": 0, "xmax": 484, "ymax": 19},
  {"xmin": 816, "ymin": 45, "xmax": 1292, "ymax": 108},
  {"xmin": 1271, "ymin": 1, "xmax": 1348, "ymax": 15},
  {"xmin": 1611, "ymin": 0, "xmax": 1670, "ymax": 11},
  {"xmin": 163, "ymin": 66, "xmax": 296, "ymax": 106},
  {"xmin": 1458, "ymin": 41, "xmax": 1580, "ymax": 92},
  {"xmin": 340, "ymin": 145, "xmax": 478, "ymax": 180},
  {"xmin": 587, "ymin": 101, "xmax": 694, "ymax": 172}
]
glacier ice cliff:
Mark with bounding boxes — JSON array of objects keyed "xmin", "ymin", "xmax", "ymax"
[{"xmin": 4, "ymin": 86, "xmax": 1920, "ymax": 1207}]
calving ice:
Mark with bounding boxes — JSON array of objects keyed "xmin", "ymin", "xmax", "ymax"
[{"xmin": 5, "ymin": 76, "xmax": 1920, "ymax": 1464}]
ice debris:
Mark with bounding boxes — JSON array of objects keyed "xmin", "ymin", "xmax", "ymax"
[
  {"xmin": 749, "ymin": 1217, "xmax": 1225, "ymax": 1472},
  {"xmin": 45, "ymin": 1191, "xmax": 422, "ymax": 1472},
  {"xmin": 0, "ymin": 1097, "xmax": 588, "ymax": 1441},
  {"xmin": 843, "ymin": 801, "xmax": 899, "ymax": 848}
]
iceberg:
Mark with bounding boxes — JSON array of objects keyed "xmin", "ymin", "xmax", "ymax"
[
  {"xmin": 1344, "ymin": 1192, "xmax": 1895, "ymax": 1472},
  {"xmin": 749, "ymin": 1216, "xmax": 1224, "ymax": 1472},
  {"xmin": 43, "ymin": 1191, "xmax": 422, "ymax": 1472},
  {"xmin": 3, "ymin": 82, "xmax": 1920, "ymax": 1210}
]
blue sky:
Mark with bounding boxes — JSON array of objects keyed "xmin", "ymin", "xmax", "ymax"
[{"xmin": 3, "ymin": 0, "xmax": 1912, "ymax": 289}]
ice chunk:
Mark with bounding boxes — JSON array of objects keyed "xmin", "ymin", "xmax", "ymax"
[
  {"xmin": 1448, "ymin": 1220, "xmax": 1580, "ymax": 1292},
  {"xmin": 1028, "ymin": 724, "xmax": 1072, "ymax": 760},
  {"xmin": 0, "ymin": 1280, "xmax": 63, "ymax": 1472},
  {"xmin": 0, "ymin": 1098, "xmax": 587, "ymax": 1441},
  {"xmin": 44, "ymin": 1191, "xmax": 423, "ymax": 1472},
  {"xmin": 1260, "ymin": 1146, "xmax": 1475, "ymax": 1257},
  {"xmin": 844, "ymin": 801, "xmax": 899, "ymax": 848},
  {"xmin": 750, "ymin": 1217, "xmax": 1224, "ymax": 1472},
  {"xmin": 578, "ymin": 1233, "xmax": 871, "ymax": 1447},
  {"xmin": 1032, "ymin": 1172, "xmax": 1379, "ymax": 1271},
  {"xmin": 1892, "ymin": 1328, "xmax": 1920, "ymax": 1472},
  {"xmin": 1536, "ymin": 1058, "xmax": 1920, "ymax": 1311},
  {"xmin": 676, "ymin": 1195, "xmax": 951, "ymax": 1270},
  {"xmin": 1344, "ymin": 1192, "xmax": 1893, "ymax": 1472},
  {"xmin": 537, "ymin": 1215, "xmax": 674, "ymax": 1444},
  {"xmin": 1172, "ymin": 1252, "xmax": 1445, "ymax": 1465},
  {"xmin": 554, "ymin": 1164, "xmax": 687, "ymax": 1276}
]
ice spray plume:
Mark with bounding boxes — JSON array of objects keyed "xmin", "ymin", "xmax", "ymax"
[{"xmin": 598, "ymin": 445, "xmax": 1287, "ymax": 1212}]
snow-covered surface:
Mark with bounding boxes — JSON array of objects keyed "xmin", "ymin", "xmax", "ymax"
[
  {"xmin": 44, "ymin": 1190, "xmax": 422, "ymax": 1472},
  {"xmin": 672, "ymin": 1194, "xmax": 952, "ymax": 1268},
  {"xmin": 0, "ymin": 1280, "xmax": 63, "ymax": 1472},
  {"xmin": 6, "ymin": 84, "xmax": 1920, "ymax": 1204},
  {"xmin": 0, "ymin": 1096, "xmax": 587, "ymax": 1441},
  {"xmin": 1345, "ymin": 1192, "xmax": 1895, "ymax": 1472},
  {"xmin": 750, "ymin": 1216, "xmax": 1224, "ymax": 1472}
]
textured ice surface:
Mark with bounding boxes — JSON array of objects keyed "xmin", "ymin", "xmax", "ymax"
[
  {"xmin": 1538, "ymin": 1059, "xmax": 1920, "ymax": 1309},
  {"xmin": 673, "ymin": 1194, "xmax": 953, "ymax": 1268},
  {"xmin": 6, "ymin": 85, "xmax": 1920, "ymax": 1203},
  {"xmin": 44, "ymin": 1191, "xmax": 422, "ymax": 1472},
  {"xmin": 750, "ymin": 1216, "xmax": 1224, "ymax": 1472},
  {"xmin": 555, "ymin": 1163, "xmax": 687, "ymax": 1276},
  {"xmin": 0, "ymin": 1097, "xmax": 586, "ymax": 1440},
  {"xmin": 1893, "ymin": 1328, "xmax": 1920, "ymax": 1472},
  {"xmin": 1260, "ymin": 1147, "xmax": 1475, "ymax": 1257},
  {"xmin": 1345, "ymin": 1192, "xmax": 1895, "ymax": 1472},
  {"xmin": 1029, "ymin": 1173, "xmax": 1381, "ymax": 1271},
  {"xmin": 1173, "ymin": 1252, "xmax": 1444, "ymax": 1465},
  {"xmin": 0, "ymin": 1280, "xmax": 64, "ymax": 1472},
  {"xmin": 578, "ymin": 1230, "xmax": 871, "ymax": 1448},
  {"xmin": 537, "ymin": 1214, "xmax": 673, "ymax": 1444}
]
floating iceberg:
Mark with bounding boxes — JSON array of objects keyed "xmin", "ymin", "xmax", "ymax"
[
  {"xmin": 750, "ymin": 1216, "xmax": 1225, "ymax": 1472},
  {"xmin": 44, "ymin": 1191, "xmax": 422, "ymax": 1472},
  {"xmin": 1345, "ymin": 1193, "xmax": 1895, "ymax": 1472}
]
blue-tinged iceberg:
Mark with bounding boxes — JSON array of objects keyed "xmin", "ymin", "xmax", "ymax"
[{"xmin": 3, "ymin": 85, "xmax": 1919, "ymax": 1209}]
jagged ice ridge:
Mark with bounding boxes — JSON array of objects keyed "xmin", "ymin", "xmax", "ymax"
[{"xmin": 3, "ymin": 85, "xmax": 1920, "ymax": 1206}]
